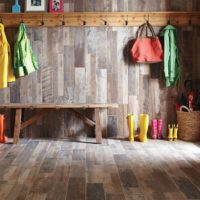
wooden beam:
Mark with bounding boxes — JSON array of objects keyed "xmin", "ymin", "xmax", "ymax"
[
  {"xmin": 95, "ymin": 108, "xmax": 102, "ymax": 144},
  {"xmin": 20, "ymin": 109, "xmax": 51, "ymax": 130},
  {"xmin": 13, "ymin": 109, "xmax": 22, "ymax": 144},
  {"xmin": 0, "ymin": 103, "xmax": 118, "ymax": 109},
  {"xmin": 70, "ymin": 109, "xmax": 96, "ymax": 127},
  {"xmin": 0, "ymin": 12, "xmax": 200, "ymax": 27}
]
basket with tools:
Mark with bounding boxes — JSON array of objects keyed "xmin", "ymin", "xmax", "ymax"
[
  {"xmin": 177, "ymin": 106, "xmax": 200, "ymax": 141},
  {"xmin": 176, "ymin": 79, "xmax": 200, "ymax": 141}
]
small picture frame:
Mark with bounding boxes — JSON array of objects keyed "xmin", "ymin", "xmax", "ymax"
[
  {"xmin": 25, "ymin": 0, "xmax": 47, "ymax": 12},
  {"xmin": 49, "ymin": 0, "xmax": 64, "ymax": 12}
]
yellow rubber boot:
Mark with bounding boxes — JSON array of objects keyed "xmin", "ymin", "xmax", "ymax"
[
  {"xmin": 127, "ymin": 114, "xmax": 134, "ymax": 142},
  {"xmin": 168, "ymin": 124, "xmax": 173, "ymax": 141},
  {"xmin": 138, "ymin": 114, "xmax": 149, "ymax": 142},
  {"xmin": 173, "ymin": 124, "xmax": 178, "ymax": 141}
]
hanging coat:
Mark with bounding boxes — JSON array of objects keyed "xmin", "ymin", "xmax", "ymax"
[
  {"xmin": 161, "ymin": 25, "xmax": 180, "ymax": 87},
  {"xmin": 13, "ymin": 23, "xmax": 39, "ymax": 77},
  {"xmin": 0, "ymin": 23, "xmax": 15, "ymax": 88}
]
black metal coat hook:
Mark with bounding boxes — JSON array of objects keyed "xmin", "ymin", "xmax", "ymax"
[
  {"xmin": 144, "ymin": 14, "xmax": 149, "ymax": 23},
  {"xmin": 103, "ymin": 15, "xmax": 108, "ymax": 26},
  {"xmin": 188, "ymin": 17, "xmax": 192, "ymax": 26},
  {"xmin": 125, "ymin": 15, "xmax": 129, "ymax": 26},
  {"xmin": 41, "ymin": 15, "xmax": 44, "ymax": 26},
  {"xmin": 0, "ymin": 16, "xmax": 3, "ymax": 24},
  {"xmin": 83, "ymin": 20, "xmax": 86, "ymax": 26},
  {"xmin": 62, "ymin": 15, "xmax": 65, "ymax": 26},
  {"xmin": 20, "ymin": 14, "xmax": 24, "ymax": 23},
  {"xmin": 167, "ymin": 18, "xmax": 171, "ymax": 25}
]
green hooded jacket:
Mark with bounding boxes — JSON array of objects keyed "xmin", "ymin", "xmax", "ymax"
[
  {"xmin": 13, "ymin": 23, "xmax": 39, "ymax": 77},
  {"xmin": 161, "ymin": 25, "xmax": 180, "ymax": 87}
]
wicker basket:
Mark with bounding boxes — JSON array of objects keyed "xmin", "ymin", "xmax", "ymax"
[{"xmin": 177, "ymin": 106, "xmax": 200, "ymax": 141}]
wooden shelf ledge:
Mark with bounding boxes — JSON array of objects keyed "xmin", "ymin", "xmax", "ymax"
[
  {"xmin": 0, "ymin": 12, "xmax": 200, "ymax": 27},
  {"xmin": 0, "ymin": 103, "xmax": 118, "ymax": 109}
]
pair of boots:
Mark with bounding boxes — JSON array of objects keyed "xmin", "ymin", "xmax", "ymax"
[
  {"xmin": 0, "ymin": 115, "xmax": 7, "ymax": 143},
  {"xmin": 127, "ymin": 114, "xmax": 149, "ymax": 143},
  {"xmin": 168, "ymin": 124, "xmax": 178, "ymax": 141},
  {"xmin": 151, "ymin": 119, "xmax": 163, "ymax": 139}
]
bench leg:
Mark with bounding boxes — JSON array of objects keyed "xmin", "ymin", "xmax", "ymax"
[
  {"xmin": 13, "ymin": 109, "xmax": 22, "ymax": 144},
  {"xmin": 95, "ymin": 108, "xmax": 102, "ymax": 144}
]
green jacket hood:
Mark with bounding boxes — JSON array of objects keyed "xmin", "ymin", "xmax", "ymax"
[
  {"xmin": 161, "ymin": 25, "xmax": 177, "ymax": 36},
  {"xmin": 162, "ymin": 25, "xmax": 176, "ymax": 31}
]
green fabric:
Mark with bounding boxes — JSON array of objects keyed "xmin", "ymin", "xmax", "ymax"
[
  {"xmin": 13, "ymin": 23, "xmax": 39, "ymax": 77},
  {"xmin": 161, "ymin": 25, "xmax": 180, "ymax": 87}
]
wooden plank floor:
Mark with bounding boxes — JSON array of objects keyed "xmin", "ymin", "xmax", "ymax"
[{"xmin": 0, "ymin": 138, "xmax": 200, "ymax": 200}]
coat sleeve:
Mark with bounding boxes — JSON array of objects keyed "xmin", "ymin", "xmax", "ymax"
[{"xmin": 7, "ymin": 43, "xmax": 16, "ymax": 83}]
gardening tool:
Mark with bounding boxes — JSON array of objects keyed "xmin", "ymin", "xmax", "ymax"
[{"xmin": 127, "ymin": 114, "xmax": 134, "ymax": 142}]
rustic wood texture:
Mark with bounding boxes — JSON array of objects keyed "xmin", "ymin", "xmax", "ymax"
[
  {"xmin": 70, "ymin": 109, "xmax": 96, "ymax": 127},
  {"xmin": 13, "ymin": 109, "xmax": 22, "ymax": 144},
  {"xmin": 94, "ymin": 108, "xmax": 102, "ymax": 143},
  {"xmin": 10, "ymin": 107, "xmax": 114, "ymax": 144},
  {"xmin": 0, "ymin": 139, "xmax": 200, "ymax": 199},
  {"xmin": 0, "ymin": 0, "xmax": 200, "ymax": 139},
  {"xmin": 0, "ymin": 103, "xmax": 118, "ymax": 109},
  {"xmin": 1, "ymin": 12, "xmax": 200, "ymax": 27},
  {"xmin": 21, "ymin": 109, "xmax": 51, "ymax": 130}
]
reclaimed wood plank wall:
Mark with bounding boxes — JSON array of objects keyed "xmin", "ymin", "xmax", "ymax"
[{"xmin": 0, "ymin": 0, "xmax": 200, "ymax": 139}]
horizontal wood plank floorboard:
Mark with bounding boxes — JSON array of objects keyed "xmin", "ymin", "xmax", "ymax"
[{"xmin": 0, "ymin": 139, "xmax": 200, "ymax": 200}]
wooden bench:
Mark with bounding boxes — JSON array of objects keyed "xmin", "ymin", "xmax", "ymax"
[{"xmin": 0, "ymin": 103, "xmax": 118, "ymax": 144}]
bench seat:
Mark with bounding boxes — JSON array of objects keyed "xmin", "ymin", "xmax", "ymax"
[{"xmin": 0, "ymin": 103, "xmax": 118, "ymax": 144}]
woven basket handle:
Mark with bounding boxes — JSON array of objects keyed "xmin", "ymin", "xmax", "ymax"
[{"xmin": 180, "ymin": 105, "xmax": 190, "ymax": 112}]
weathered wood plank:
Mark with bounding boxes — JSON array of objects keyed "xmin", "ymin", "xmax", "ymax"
[
  {"xmin": 0, "ymin": 103, "xmax": 118, "ymax": 109},
  {"xmin": 75, "ymin": 68, "xmax": 86, "ymax": 103},
  {"xmin": 0, "ymin": 139, "xmax": 200, "ymax": 199},
  {"xmin": 66, "ymin": 178, "xmax": 85, "ymax": 200},
  {"xmin": 173, "ymin": 177, "xmax": 200, "ymax": 199},
  {"xmin": 13, "ymin": 109, "xmax": 22, "ymax": 144},
  {"xmin": 1, "ymin": 1, "xmax": 199, "ymax": 139},
  {"xmin": 107, "ymin": 116, "xmax": 118, "ymax": 137},
  {"xmin": 21, "ymin": 109, "xmax": 51, "ymax": 130},
  {"xmin": 118, "ymin": 168, "xmax": 138, "ymax": 187},
  {"xmin": 96, "ymin": 69, "xmax": 107, "ymax": 103},
  {"xmin": 181, "ymin": 167, "xmax": 200, "ymax": 188},
  {"xmin": 70, "ymin": 109, "xmax": 96, "ymax": 127},
  {"xmin": 95, "ymin": 108, "xmax": 102, "ymax": 143},
  {"xmin": 106, "ymin": 193, "xmax": 125, "ymax": 200},
  {"xmin": 87, "ymin": 183, "xmax": 105, "ymax": 200},
  {"xmin": 74, "ymin": 28, "xmax": 85, "ymax": 68}
]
